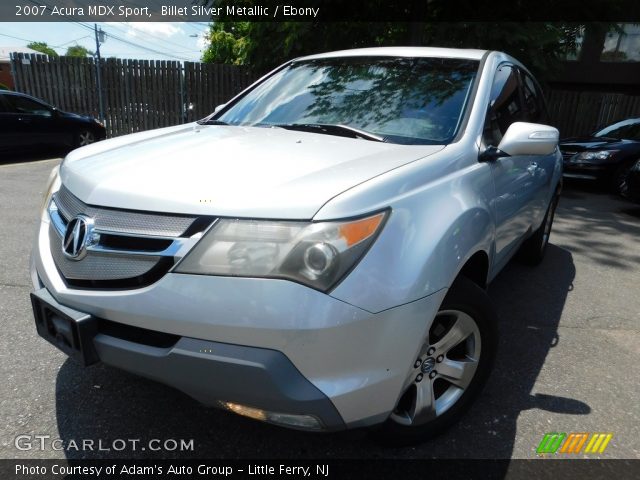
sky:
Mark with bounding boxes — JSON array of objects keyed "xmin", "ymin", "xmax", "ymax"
[{"xmin": 0, "ymin": 21, "xmax": 211, "ymax": 62}]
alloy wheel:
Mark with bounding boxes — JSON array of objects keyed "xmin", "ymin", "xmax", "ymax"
[
  {"xmin": 78, "ymin": 131, "xmax": 95, "ymax": 146},
  {"xmin": 390, "ymin": 309, "xmax": 482, "ymax": 426}
]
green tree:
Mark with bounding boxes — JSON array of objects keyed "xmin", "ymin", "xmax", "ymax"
[
  {"xmin": 26, "ymin": 41, "xmax": 58, "ymax": 57},
  {"xmin": 200, "ymin": 1, "xmax": 604, "ymax": 80},
  {"xmin": 65, "ymin": 45, "xmax": 91, "ymax": 57},
  {"xmin": 201, "ymin": 22, "xmax": 250, "ymax": 65}
]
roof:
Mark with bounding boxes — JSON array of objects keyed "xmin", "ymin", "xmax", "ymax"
[
  {"xmin": 0, "ymin": 46, "xmax": 41, "ymax": 62},
  {"xmin": 298, "ymin": 46, "xmax": 488, "ymax": 62}
]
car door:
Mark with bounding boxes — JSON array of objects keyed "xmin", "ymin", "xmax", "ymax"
[
  {"xmin": 0, "ymin": 94, "xmax": 19, "ymax": 150},
  {"xmin": 518, "ymin": 68, "xmax": 558, "ymax": 226},
  {"xmin": 483, "ymin": 64, "xmax": 538, "ymax": 267},
  {"xmin": 3, "ymin": 94, "xmax": 56, "ymax": 147}
]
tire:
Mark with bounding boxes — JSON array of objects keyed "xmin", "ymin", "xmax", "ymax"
[
  {"xmin": 75, "ymin": 130, "xmax": 96, "ymax": 147},
  {"xmin": 371, "ymin": 276, "xmax": 497, "ymax": 446},
  {"xmin": 611, "ymin": 160, "xmax": 636, "ymax": 196},
  {"xmin": 518, "ymin": 191, "xmax": 559, "ymax": 266}
]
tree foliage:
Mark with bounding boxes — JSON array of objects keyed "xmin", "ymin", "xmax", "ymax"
[
  {"xmin": 65, "ymin": 45, "xmax": 91, "ymax": 57},
  {"xmin": 201, "ymin": 22, "xmax": 250, "ymax": 65},
  {"xmin": 27, "ymin": 42, "xmax": 58, "ymax": 57},
  {"xmin": 200, "ymin": 1, "xmax": 597, "ymax": 80}
]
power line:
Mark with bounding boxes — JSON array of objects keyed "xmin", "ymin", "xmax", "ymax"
[
  {"xmin": 55, "ymin": 36, "xmax": 93, "ymax": 48},
  {"xmin": 74, "ymin": 21, "xmax": 192, "ymax": 61},
  {"xmin": 0, "ymin": 32, "xmax": 35, "ymax": 43},
  {"xmin": 10, "ymin": 1, "xmax": 204, "ymax": 61},
  {"xmin": 105, "ymin": 22, "xmax": 201, "ymax": 55}
]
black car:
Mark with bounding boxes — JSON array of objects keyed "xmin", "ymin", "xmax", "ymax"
[
  {"xmin": 0, "ymin": 90, "xmax": 106, "ymax": 153},
  {"xmin": 559, "ymin": 117, "xmax": 640, "ymax": 193},
  {"xmin": 621, "ymin": 159, "xmax": 640, "ymax": 204}
]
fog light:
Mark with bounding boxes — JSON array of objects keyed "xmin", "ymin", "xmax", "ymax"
[
  {"xmin": 266, "ymin": 412, "xmax": 323, "ymax": 430},
  {"xmin": 222, "ymin": 402, "xmax": 267, "ymax": 421},
  {"xmin": 221, "ymin": 402, "xmax": 323, "ymax": 430}
]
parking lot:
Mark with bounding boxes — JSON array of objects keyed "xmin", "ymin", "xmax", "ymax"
[{"xmin": 1, "ymin": 156, "xmax": 639, "ymax": 460}]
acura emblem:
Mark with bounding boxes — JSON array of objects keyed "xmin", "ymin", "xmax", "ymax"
[
  {"xmin": 421, "ymin": 357, "xmax": 436, "ymax": 374},
  {"xmin": 62, "ymin": 215, "xmax": 95, "ymax": 260}
]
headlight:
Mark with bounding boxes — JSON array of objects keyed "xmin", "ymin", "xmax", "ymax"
[
  {"xmin": 40, "ymin": 165, "xmax": 61, "ymax": 220},
  {"xmin": 575, "ymin": 150, "xmax": 618, "ymax": 161},
  {"xmin": 174, "ymin": 211, "xmax": 388, "ymax": 291}
]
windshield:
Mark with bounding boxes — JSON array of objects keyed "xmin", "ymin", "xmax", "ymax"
[
  {"xmin": 594, "ymin": 118, "xmax": 640, "ymax": 140},
  {"xmin": 216, "ymin": 57, "xmax": 480, "ymax": 145}
]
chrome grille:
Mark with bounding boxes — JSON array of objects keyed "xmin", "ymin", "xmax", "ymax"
[
  {"xmin": 50, "ymin": 225, "xmax": 161, "ymax": 281},
  {"xmin": 48, "ymin": 186, "xmax": 210, "ymax": 289},
  {"xmin": 54, "ymin": 185, "xmax": 195, "ymax": 237}
]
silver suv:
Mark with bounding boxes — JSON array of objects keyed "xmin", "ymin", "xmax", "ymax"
[{"xmin": 30, "ymin": 47, "xmax": 561, "ymax": 445}]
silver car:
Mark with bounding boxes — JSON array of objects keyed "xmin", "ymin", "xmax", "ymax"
[{"xmin": 30, "ymin": 47, "xmax": 562, "ymax": 445}]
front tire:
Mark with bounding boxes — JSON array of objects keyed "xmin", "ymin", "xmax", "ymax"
[
  {"xmin": 75, "ymin": 130, "xmax": 96, "ymax": 147},
  {"xmin": 371, "ymin": 276, "xmax": 497, "ymax": 446}
]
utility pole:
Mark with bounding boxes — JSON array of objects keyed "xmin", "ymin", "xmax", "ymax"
[{"xmin": 94, "ymin": 24, "xmax": 105, "ymax": 122}]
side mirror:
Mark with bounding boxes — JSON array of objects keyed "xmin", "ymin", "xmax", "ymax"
[
  {"xmin": 498, "ymin": 122, "xmax": 559, "ymax": 156},
  {"xmin": 213, "ymin": 103, "xmax": 226, "ymax": 114}
]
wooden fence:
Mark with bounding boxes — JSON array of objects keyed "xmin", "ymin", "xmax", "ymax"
[
  {"xmin": 10, "ymin": 53, "xmax": 257, "ymax": 137},
  {"xmin": 547, "ymin": 89, "xmax": 640, "ymax": 138},
  {"xmin": 9, "ymin": 53, "xmax": 640, "ymax": 139}
]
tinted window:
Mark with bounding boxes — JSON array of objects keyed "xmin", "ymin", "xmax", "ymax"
[
  {"xmin": 594, "ymin": 118, "xmax": 640, "ymax": 141},
  {"xmin": 484, "ymin": 65, "xmax": 524, "ymax": 147},
  {"xmin": 4, "ymin": 95, "xmax": 51, "ymax": 115},
  {"xmin": 520, "ymin": 71, "xmax": 548, "ymax": 124},
  {"xmin": 218, "ymin": 57, "xmax": 480, "ymax": 145}
]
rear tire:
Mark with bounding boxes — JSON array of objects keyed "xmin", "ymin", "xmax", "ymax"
[
  {"xmin": 518, "ymin": 191, "xmax": 559, "ymax": 266},
  {"xmin": 370, "ymin": 276, "xmax": 497, "ymax": 446}
]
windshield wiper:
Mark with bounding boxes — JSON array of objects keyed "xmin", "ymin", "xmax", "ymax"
[
  {"xmin": 272, "ymin": 123, "xmax": 386, "ymax": 142},
  {"xmin": 197, "ymin": 119, "xmax": 229, "ymax": 125}
]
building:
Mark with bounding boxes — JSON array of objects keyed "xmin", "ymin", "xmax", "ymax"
[
  {"xmin": 0, "ymin": 46, "xmax": 41, "ymax": 89},
  {"xmin": 546, "ymin": 23, "xmax": 640, "ymax": 136},
  {"xmin": 551, "ymin": 23, "xmax": 640, "ymax": 94}
]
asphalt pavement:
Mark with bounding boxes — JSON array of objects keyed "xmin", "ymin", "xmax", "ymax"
[{"xmin": 1, "ymin": 155, "xmax": 638, "ymax": 460}]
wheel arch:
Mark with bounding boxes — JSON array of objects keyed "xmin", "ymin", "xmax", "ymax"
[{"xmin": 456, "ymin": 250, "xmax": 490, "ymax": 290}]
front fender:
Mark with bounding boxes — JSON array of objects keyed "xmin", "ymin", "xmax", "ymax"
[{"xmin": 326, "ymin": 159, "xmax": 494, "ymax": 313}]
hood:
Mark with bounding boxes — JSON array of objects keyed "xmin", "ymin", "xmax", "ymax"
[
  {"xmin": 61, "ymin": 123, "xmax": 444, "ymax": 219},
  {"xmin": 559, "ymin": 136, "xmax": 627, "ymax": 151},
  {"xmin": 59, "ymin": 110, "xmax": 91, "ymax": 120}
]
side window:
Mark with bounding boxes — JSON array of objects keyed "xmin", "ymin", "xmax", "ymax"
[
  {"xmin": 483, "ymin": 65, "xmax": 523, "ymax": 147},
  {"xmin": 4, "ymin": 95, "xmax": 51, "ymax": 116},
  {"xmin": 520, "ymin": 71, "xmax": 548, "ymax": 124}
]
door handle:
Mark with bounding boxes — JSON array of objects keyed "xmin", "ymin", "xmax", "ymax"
[{"xmin": 527, "ymin": 162, "xmax": 538, "ymax": 175}]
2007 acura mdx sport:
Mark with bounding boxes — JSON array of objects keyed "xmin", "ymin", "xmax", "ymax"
[{"xmin": 30, "ymin": 47, "xmax": 562, "ymax": 445}]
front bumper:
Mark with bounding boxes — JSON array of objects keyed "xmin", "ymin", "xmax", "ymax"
[
  {"xmin": 562, "ymin": 161, "xmax": 612, "ymax": 181},
  {"xmin": 31, "ymin": 288, "xmax": 344, "ymax": 430},
  {"xmin": 32, "ymin": 215, "xmax": 447, "ymax": 430}
]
